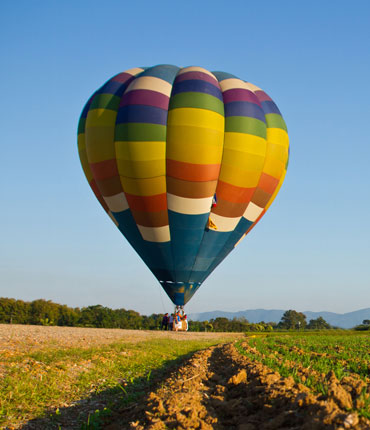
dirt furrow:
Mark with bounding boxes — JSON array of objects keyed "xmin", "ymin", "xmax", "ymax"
[{"xmin": 106, "ymin": 342, "xmax": 370, "ymax": 429}]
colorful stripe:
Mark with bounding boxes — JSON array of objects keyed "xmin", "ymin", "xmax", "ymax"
[{"xmin": 78, "ymin": 64, "xmax": 289, "ymax": 306}]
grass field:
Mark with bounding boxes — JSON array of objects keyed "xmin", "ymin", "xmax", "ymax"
[
  {"xmin": 0, "ymin": 325, "xmax": 242, "ymax": 429},
  {"xmin": 2, "ymin": 326, "xmax": 370, "ymax": 429}
]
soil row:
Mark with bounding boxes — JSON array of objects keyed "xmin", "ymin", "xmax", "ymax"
[{"xmin": 106, "ymin": 342, "xmax": 370, "ymax": 430}]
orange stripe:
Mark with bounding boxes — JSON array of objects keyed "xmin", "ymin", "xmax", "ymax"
[
  {"xmin": 89, "ymin": 179, "xmax": 109, "ymax": 213},
  {"xmin": 258, "ymin": 173, "xmax": 279, "ymax": 194},
  {"xmin": 166, "ymin": 159, "xmax": 220, "ymax": 182},
  {"xmin": 216, "ymin": 181, "xmax": 255, "ymax": 203},
  {"xmin": 125, "ymin": 193, "xmax": 167, "ymax": 212},
  {"xmin": 90, "ymin": 159, "xmax": 119, "ymax": 180}
]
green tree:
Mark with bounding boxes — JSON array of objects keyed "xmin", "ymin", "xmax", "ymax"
[
  {"xmin": 278, "ymin": 310, "xmax": 307, "ymax": 330},
  {"xmin": 307, "ymin": 316, "xmax": 331, "ymax": 330}
]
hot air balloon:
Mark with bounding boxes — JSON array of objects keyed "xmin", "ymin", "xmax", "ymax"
[{"xmin": 77, "ymin": 65, "xmax": 289, "ymax": 307}]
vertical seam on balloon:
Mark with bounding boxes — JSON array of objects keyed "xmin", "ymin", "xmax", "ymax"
[
  {"xmin": 166, "ymin": 67, "xmax": 182, "ymax": 283},
  {"xmin": 186, "ymin": 71, "xmax": 226, "ymax": 285}
]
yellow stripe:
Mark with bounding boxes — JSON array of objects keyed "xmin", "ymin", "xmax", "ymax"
[
  {"xmin": 221, "ymin": 149, "xmax": 265, "ymax": 171},
  {"xmin": 120, "ymin": 175, "xmax": 166, "ymax": 196},
  {"xmin": 266, "ymin": 142, "xmax": 289, "ymax": 164},
  {"xmin": 266, "ymin": 128, "xmax": 289, "ymax": 148},
  {"xmin": 167, "ymin": 125, "xmax": 223, "ymax": 164},
  {"xmin": 86, "ymin": 109, "xmax": 117, "ymax": 127},
  {"xmin": 77, "ymin": 133, "xmax": 86, "ymax": 152},
  {"xmin": 167, "ymin": 140, "xmax": 223, "ymax": 164},
  {"xmin": 265, "ymin": 170, "xmax": 287, "ymax": 211},
  {"xmin": 224, "ymin": 132, "xmax": 267, "ymax": 156},
  {"xmin": 219, "ymin": 164, "xmax": 261, "ymax": 187},
  {"xmin": 262, "ymin": 157, "xmax": 285, "ymax": 178},
  {"xmin": 168, "ymin": 108, "xmax": 224, "ymax": 132},
  {"xmin": 78, "ymin": 149, "xmax": 93, "ymax": 183},
  {"xmin": 115, "ymin": 141, "xmax": 165, "ymax": 161},
  {"xmin": 85, "ymin": 126, "xmax": 116, "ymax": 163},
  {"xmin": 116, "ymin": 159, "xmax": 165, "ymax": 179}
]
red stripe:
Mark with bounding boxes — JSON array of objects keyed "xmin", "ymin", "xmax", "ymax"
[
  {"xmin": 254, "ymin": 90, "xmax": 273, "ymax": 102},
  {"xmin": 90, "ymin": 159, "xmax": 119, "ymax": 180},
  {"xmin": 166, "ymin": 159, "xmax": 220, "ymax": 182},
  {"xmin": 216, "ymin": 181, "xmax": 255, "ymax": 203},
  {"xmin": 125, "ymin": 193, "xmax": 167, "ymax": 212},
  {"xmin": 175, "ymin": 71, "xmax": 219, "ymax": 86},
  {"xmin": 89, "ymin": 179, "xmax": 109, "ymax": 213},
  {"xmin": 120, "ymin": 89, "xmax": 169, "ymax": 110},
  {"xmin": 258, "ymin": 173, "xmax": 279, "ymax": 194}
]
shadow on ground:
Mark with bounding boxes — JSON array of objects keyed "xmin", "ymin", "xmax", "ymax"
[{"xmin": 16, "ymin": 351, "xmax": 196, "ymax": 430}]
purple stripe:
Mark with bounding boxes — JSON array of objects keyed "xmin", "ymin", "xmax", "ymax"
[
  {"xmin": 116, "ymin": 105, "xmax": 167, "ymax": 125},
  {"xmin": 111, "ymin": 72, "xmax": 138, "ymax": 83},
  {"xmin": 222, "ymin": 88, "xmax": 261, "ymax": 106},
  {"xmin": 171, "ymin": 80, "xmax": 223, "ymax": 101},
  {"xmin": 175, "ymin": 71, "xmax": 219, "ymax": 86},
  {"xmin": 254, "ymin": 90, "xmax": 272, "ymax": 102},
  {"xmin": 225, "ymin": 101, "xmax": 265, "ymax": 122},
  {"xmin": 120, "ymin": 89, "xmax": 169, "ymax": 110}
]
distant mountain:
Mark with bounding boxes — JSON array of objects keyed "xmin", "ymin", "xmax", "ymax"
[{"xmin": 188, "ymin": 308, "xmax": 370, "ymax": 329}]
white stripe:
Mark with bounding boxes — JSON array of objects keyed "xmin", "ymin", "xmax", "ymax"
[
  {"xmin": 137, "ymin": 225, "xmax": 170, "ymax": 242},
  {"xmin": 243, "ymin": 82, "xmax": 262, "ymax": 92},
  {"xmin": 125, "ymin": 76, "xmax": 172, "ymax": 97},
  {"xmin": 243, "ymin": 202, "xmax": 264, "ymax": 222},
  {"xmin": 103, "ymin": 192, "xmax": 129, "ymax": 213},
  {"xmin": 125, "ymin": 67, "xmax": 144, "ymax": 76},
  {"xmin": 208, "ymin": 213, "xmax": 241, "ymax": 232},
  {"xmin": 219, "ymin": 78, "xmax": 261, "ymax": 93},
  {"xmin": 167, "ymin": 194, "xmax": 212, "ymax": 215}
]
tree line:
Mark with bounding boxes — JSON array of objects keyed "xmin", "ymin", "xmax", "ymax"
[{"xmin": 0, "ymin": 298, "xmax": 349, "ymax": 332}]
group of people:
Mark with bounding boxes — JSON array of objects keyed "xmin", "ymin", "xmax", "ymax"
[{"xmin": 161, "ymin": 306, "xmax": 188, "ymax": 331}]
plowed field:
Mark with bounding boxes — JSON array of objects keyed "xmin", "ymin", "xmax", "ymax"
[
  {"xmin": 107, "ymin": 341, "xmax": 370, "ymax": 430},
  {"xmin": 2, "ymin": 326, "xmax": 370, "ymax": 429}
]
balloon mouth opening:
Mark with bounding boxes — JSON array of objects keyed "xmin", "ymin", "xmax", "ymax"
[{"xmin": 159, "ymin": 281, "xmax": 202, "ymax": 306}]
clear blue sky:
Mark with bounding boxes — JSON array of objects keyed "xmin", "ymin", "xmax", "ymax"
[{"xmin": 1, "ymin": 0, "xmax": 369, "ymax": 316}]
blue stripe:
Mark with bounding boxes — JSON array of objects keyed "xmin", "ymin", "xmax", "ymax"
[
  {"xmin": 160, "ymin": 281, "xmax": 202, "ymax": 305},
  {"xmin": 80, "ymin": 97, "xmax": 94, "ymax": 119},
  {"xmin": 112, "ymin": 210, "xmax": 175, "ymax": 281},
  {"xmin": 225, "ymin": 101, "xmax": 266, "ymax": 122},
  {"xmin": 95, "ymin": 80, "xmax": 132, "ymax": 97},
  {"xmin": 261, "ymin": 100, "xmax": 281, "ymax": 115},
  {"xmin": 116, "ymin": 105, "xmax": 168, "ymax": 125},
  {"xmin": 171, "ymin": 80, "xmax": 223, "ymax": 101},
  {"xmin": 168, "ymin": 211, "xmax": 209, "ymax": 282},
  {"xmin": 212, "ymin": 71, "xmax": 238, "ymax": 81},
  {"xmin": 138, "ymin": 64, "xmax": 180, "ymax": 84}
]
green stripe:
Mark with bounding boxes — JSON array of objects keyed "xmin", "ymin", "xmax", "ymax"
[
  {"xmin": 225, "ymin": 117, "xmax": 266, "ymax": 139},
  {"xmin": 169, "ymin": 92, "xmax": 224, "ymax": 116},
  {"xmin": 90, "ymin": 93, "xmax": 121, "ymax": 111},
  {"xmin": 77, "ymin": 117, "xmax": 86, "ymax": 135},
  {"xmin": 115, "ymin": 123, "xmax": 167, "ymax": 141},
  {"xmin": 265, "ymin": 114, "xmax": 287, "ymax": 131}
]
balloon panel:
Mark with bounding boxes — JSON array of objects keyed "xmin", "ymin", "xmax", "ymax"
[{"xmin": 78, "ymin": 65, "xmax": 289, "ymax": 305}]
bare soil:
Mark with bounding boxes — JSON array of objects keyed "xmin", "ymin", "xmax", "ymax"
[
  {"xmin": 107, "ymin": 342, "xmax": 370, "ymax": 430},
  {"xmin": 0, "ymin": 324, "xmax": 242, "ymax": 353}
]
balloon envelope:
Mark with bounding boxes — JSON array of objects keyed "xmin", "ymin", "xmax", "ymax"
[{"xmin": 78, "ymin": 65, "xmax": 289, "ymax": 306}]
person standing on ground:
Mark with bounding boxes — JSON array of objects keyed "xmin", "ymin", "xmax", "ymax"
[{"xmin": 161, "ymin": 313, "xmax": 169, "ymax": 330}]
